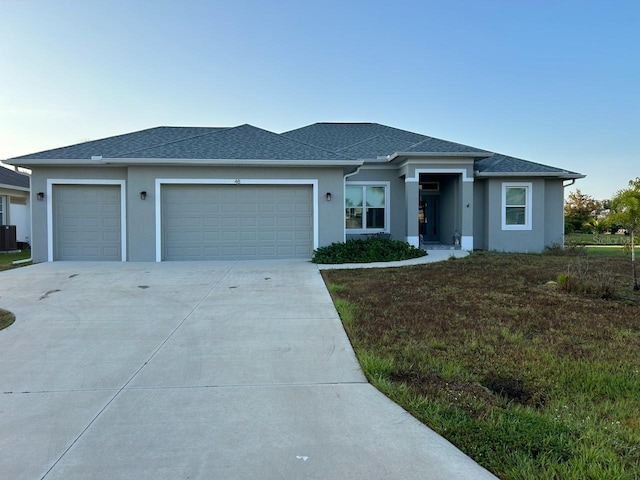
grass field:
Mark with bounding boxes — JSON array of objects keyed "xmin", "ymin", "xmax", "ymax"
[
  {"xmin": 323, "ymin": 252, "xmax": 640, "ymax": 479},
  {"xmin": 566, "ymin": 232, "xmax": 630, "ymax": 245},
  {"xmin": 0, "ymin": 250, "xmax": 31, "ymax": 272}
]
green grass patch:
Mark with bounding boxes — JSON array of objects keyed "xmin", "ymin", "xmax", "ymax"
[
  {"xmin": 0, "ymin": 308, "xmax": 15, "ymax": 331},
  {"xmin": 566, "ymin": 233, "xmax": 629, "ymax": 246},
  {"xmin": 0, "ymin": 249, "xmax": 31, "ymax": 271},
  {"xmin": 323, "ymin": 252, "xmax": 640, "ymax": 479},
  {"xmin": 312, "ymin": 237, "xmax": 426, "ymax": 264},
  {"xmin": 585, "ymin": 245, "xmax": 630, "ymax": 257}
]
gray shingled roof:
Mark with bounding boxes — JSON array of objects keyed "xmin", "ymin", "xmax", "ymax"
[
  {"xmin": 7, "ymin": 121, "xmax": 583, "ymax": 177},
  {"xmin": 282, "ymin": 122, "xmax": 426, "ymax": 153},
  {"xmin": 0, "ymin": 165, "xmax": 29, "ymax": 188},
  {"xmin": 11, "ymin": 124, "xmax": 350, "ymax": 162},
  {"xmin": 401, "ymin": 136, "xmax": 488, "ymax": 154},
  {"xmin": 113, "ymin": 124, "xmax": 351, "ymax": 161},
  {"xmin": 337, "ymin": 135, "xmax": 415, "ymax": 159},
  {"xmin": 12, "ymin": 127, "xmax": 227, "ymax": 160},
  {"xmin": 283, "ymin": 122, "xmax": 581, "ymax": 176},
  {"xmin": 474, "ymin": 153, "xmax": 580, "ymax": 175}
]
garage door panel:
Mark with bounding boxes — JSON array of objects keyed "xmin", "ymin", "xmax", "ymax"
[
  {"xmin": 163, "ymin": 184, "xmax": 313, "ymax": 260},
  {"xmin": 54, "ymin": 185, "xmax": 121, "ymax": 261}
]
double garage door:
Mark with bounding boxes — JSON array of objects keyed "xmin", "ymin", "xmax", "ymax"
[
  {"xmin": 53, "ymin": 184, "xmax": 314, "ymax": 261},
  {"xmin": 162, "ymin": 184, "xmax": 313, "ymax": 260}
]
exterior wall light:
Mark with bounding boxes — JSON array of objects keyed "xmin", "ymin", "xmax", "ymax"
[
  {"xmin": 140, "ymin": 191, "xmax": 147, "ymax": 200},
  {"xmin": 325, "ymin": 192, "xmax": 332, "ymax": 201},
  {"xmin": 37, "ymin": 192, "xmax": 45, "ymax": 201}
]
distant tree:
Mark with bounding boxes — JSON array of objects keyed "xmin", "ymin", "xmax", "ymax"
[
  {"xmin": 608, "ymin": 178, "xmax": 640, "ymax": 291},
  {"xmin": 565, "ymin": 190, "xmax": 600, "ymax": 232}
]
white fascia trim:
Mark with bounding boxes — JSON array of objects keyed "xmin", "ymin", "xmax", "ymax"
[
  {"xmin": 46, "ymin": 179, "xmax": 127, "ymax": 262},
  {"xmin": 154, "ymin": 178, "xmax": 319, "ymax": 262},
  {"xmin": 475, "ymin": 171, "xmax": 586, "ymax": 179},
  {"xmin": 105, "ymin": 158, "xmax": 363, "ymax": 167},
  {"xmin": 8, "ymin": 158, "xmax": 364, "ymax": 168},
  {"xmin": 9, "ymin": 159, "xmax": 105, "ymax": 167},
  {"xmin": 389, "ymin": 152, "xmax": 491, "ymax": 162},
  {"xmin": 0, "ymin": 183, "xmax": 30, "ymax": 192},
  {"xmin": 461, "ymin": 236, "xmax": 473, "ymax": 251},
  {"xmin": 358, "ymin": 164, "xmax": 397, "ymax": 170},
  {"xmin": 343, "ymin": 181, "xmax": 391, "ymax": 236},
  {"xmin": 501, "ymin": 182, "xmax": 533, "ymax": 231},
  {"xmin": 407, "ymin": 168, "xmax": 474, "ymax": 183}
]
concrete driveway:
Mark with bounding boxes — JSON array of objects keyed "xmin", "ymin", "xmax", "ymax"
[{"xmin": 0, "ymin": 260, "xmax": 496, "ymax": 479}]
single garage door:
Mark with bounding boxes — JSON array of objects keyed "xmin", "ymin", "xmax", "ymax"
[
  {"xmin": 162, "ymin": 184, "xmax": 313, "ymax": 260},
  {"xmin": 53, "ymin": 184, "xmax": 122, "ymax": 261}
]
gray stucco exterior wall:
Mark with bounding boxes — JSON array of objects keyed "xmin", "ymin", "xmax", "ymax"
[
  {"xmin": 544, "ymin": 180, "xmax": 565, "ymax": 247},
  {"xmin": 30, "ymin": 165, "xmax": 346, "ymax": 263},
  {"xmin": 472, "ymin": 180, "xmax": 486, "ymax": 250},
  {"xmin": 484, "ymin": 177, "xmax": 562, "ymax": 253}
]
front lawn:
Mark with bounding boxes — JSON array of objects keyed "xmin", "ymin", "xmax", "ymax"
[
  {"xmin": 323, "ymin": 253, "xmax": 640, "ymax": 479},
  {"xmin": 0, "ymin": 249, "xmax": 31, "ymax": 272}
]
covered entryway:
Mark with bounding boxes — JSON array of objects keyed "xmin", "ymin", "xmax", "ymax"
[
  {"xmin": 52, "ymin": 184, "xmax": 122, "ymax": 261},
  {"xmin": 418, "ymin": 173, "xmax": 463, "ymax": 248},
  {"xmin": 161, "ymin": 184, "xmax": 313, "ymax": 260}
]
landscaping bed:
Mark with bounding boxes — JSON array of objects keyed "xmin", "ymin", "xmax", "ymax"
[
  {"xmin": 312, "ymin": 237, "xmax": 426, "ymax": 264},
  {"xmin": 323, "ymin": 252, "xmax": 640, "ymax": 479}
]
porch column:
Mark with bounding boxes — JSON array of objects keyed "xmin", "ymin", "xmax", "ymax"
[
  {"xmin": 461, "ymin": 178, "xmax": 474, "ymax": 250},
  {"xmin": 405, "ymin": 177, "xmax": 420, "ymax": 247}
]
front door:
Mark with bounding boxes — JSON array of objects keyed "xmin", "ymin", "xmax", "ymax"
[{"xmin": 421, "ymin": 194, "xmax": 439, "ymax": 243}]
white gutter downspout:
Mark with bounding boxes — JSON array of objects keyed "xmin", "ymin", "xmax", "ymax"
[
  {"xmin": 561, "ymin": 179, "xmax": 577, "ymax": 248},
  {"xmin": 343, "ymin": 165, "xmax": 364, "ymax": 241},
  {"xmin": 13, "ymin": 189, "xmax": 33, "ymax": 265}
]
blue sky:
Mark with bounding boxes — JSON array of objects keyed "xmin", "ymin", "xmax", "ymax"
[{"xmin": 1, "ymin": 0, "xmax": 638, "ymax": 199}]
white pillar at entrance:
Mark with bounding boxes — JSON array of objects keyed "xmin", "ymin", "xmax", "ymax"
[
  {"xmin": 461, "ymin": 178, "xmax": 474, "ymax": 250},
  {"xmin": 405, "ymin": 178, "xmax": 420, "ymax": 247}
]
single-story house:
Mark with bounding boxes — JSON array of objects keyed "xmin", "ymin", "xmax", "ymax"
[
  {"xmin": 6, "ymin": 122, "xmax": 584, "ymax": 263},
  {"xmin": 0, "ymin": 165, "xmax": 31, "ymax": 247}
]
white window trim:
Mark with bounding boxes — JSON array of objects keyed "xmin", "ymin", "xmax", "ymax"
[
  {"xmin": 344, "ymin": 181, "xmax": 390, "ymax": 235},
  {"xmin": 0, "ymin": 195, "xmax": 6, "ymax": 224},
  {"xmin": 502, "ymin": 182, "xmax": 532, "ymax": 231},
  {"xmin": 155, "ymin": 178, "xmax": 318, "ymax": 262},
  {"xmin": 46, "ymin": 179, "xmax": 127, "ymax": 262}
]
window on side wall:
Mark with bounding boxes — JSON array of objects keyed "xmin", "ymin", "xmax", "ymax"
[
  {"xmin": 345, "ymin": 184, "xmax": 389, "ymax": 233},
  {"xmin": 0, "ymin": 196, "xmax": 5, "ymax": 224},
  {"xmin": 502, "ymin": 182, "xmax": 532, "ymax": 230}
]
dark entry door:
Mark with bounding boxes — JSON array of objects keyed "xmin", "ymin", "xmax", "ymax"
[{"xmin": 423, "ymin": 195, "xmax": 439, "ymax": 242}]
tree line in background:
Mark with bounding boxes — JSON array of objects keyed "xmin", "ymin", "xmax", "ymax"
[{"xmin": 565, "ymin": 177, "xmax": 639, "ymax": 291}]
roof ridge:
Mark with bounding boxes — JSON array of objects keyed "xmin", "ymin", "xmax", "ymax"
[
  {"xmin": 334, "ymin": 134, "xmax": 388, "ymax": 152},
  {"xmin": 115, "ymin": 126, "xmax": 229, "ymax": 157},
  {"xmin": 404, "ymin": 134, "xmax": 488, "ymax": 152},
  {"xmin": 279, "ymin": 131, "xmax": 355, "ymax": 160}
]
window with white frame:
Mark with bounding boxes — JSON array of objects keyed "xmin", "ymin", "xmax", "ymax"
[
  {"xmin": 345, "ymin": 183, "xmax": 388, "ymax": 232},
  {"xmin": 502, "ymin": 182, "xmax": 532, "ymax": 230}
]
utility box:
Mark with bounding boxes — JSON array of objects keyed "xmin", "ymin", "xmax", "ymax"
[{"xmin": 0, "ymin": 225, "xmax": 17, "ymax": 251}]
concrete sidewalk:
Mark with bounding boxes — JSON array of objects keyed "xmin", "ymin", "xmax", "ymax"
[{"xmin": 0, "ymin": 260, "xmax": 496, "ymax": 479}]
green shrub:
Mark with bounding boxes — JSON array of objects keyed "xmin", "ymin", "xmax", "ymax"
[{"xmin": 311, "ymin": 237, "xmax": 427, "ymax": 264}]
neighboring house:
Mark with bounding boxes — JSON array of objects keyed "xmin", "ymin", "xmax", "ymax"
[
  {"xmin": 6, "ymin": 123, "xmax": 584, "ymax": 263},
  {"xmin": 0, "ymin": 164, "xmax": 31, "ymax": 246}
]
